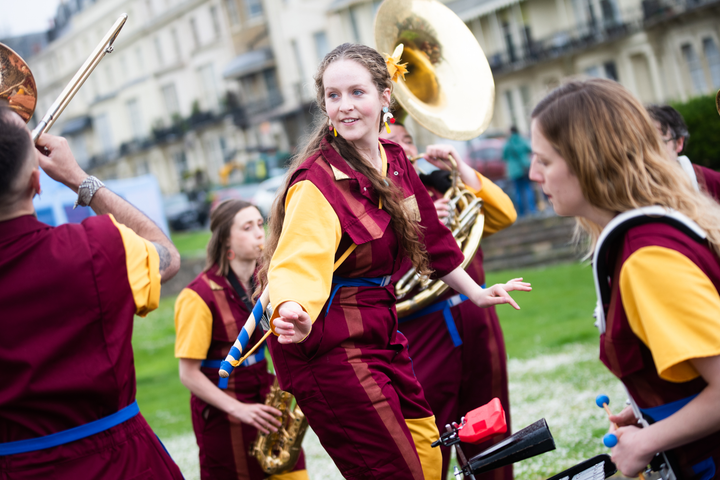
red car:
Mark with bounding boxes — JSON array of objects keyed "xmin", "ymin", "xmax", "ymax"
[{"xmin": 465, "ymin": 138, "xmax": 507, "ymax": 182}]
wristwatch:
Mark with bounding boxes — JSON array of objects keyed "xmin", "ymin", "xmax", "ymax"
[{"xmin": 74, "ymin": 176, "xmax": 105, "ymax": 209}]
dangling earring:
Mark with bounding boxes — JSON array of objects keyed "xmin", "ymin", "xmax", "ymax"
[
  {"xmin": 328, "ymin": 117, "xmax": 337, "ymax": 137},
  {"xmin": 382, "ymin": 106, "xmax": 394, "ymax": 134},
  {"xmin": 226, "ymin": 249, "xmax": 236, "ymax": 261}
]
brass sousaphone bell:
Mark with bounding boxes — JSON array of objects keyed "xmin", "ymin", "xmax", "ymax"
[{"xmin": 374, "ymin": 0, "xmax": 495, "ymax": 316}]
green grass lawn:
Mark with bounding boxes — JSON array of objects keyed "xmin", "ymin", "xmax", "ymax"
[
  {"xmin": 485, "ymin": 262, "xmax": 598, "ymax": 359},
  {"xmin": 170, "ymin": 230, "xmax": 212, "ymax": 259},
  {"xmin": 133, "ymin": 260, "xmax": 613, "ymax": 479}
]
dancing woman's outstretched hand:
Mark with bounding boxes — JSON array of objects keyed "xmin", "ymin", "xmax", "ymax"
[{"xmin": 472, "ymin": 278, "xmax": 532, "ymax": 310}]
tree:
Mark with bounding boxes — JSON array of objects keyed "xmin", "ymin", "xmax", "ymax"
[{"xmin": 671, "ymin": 94, "xmax": 720, "ymax": 170}]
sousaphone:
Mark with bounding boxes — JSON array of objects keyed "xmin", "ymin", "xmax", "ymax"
[{"xmin": 374, "ymin": 0, "xmax": 495, "ymax": 316}]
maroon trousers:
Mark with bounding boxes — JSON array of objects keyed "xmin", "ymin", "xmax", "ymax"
[{"xmin": 401, "ymin": 300, "xmax": 512, "ymax": 480}]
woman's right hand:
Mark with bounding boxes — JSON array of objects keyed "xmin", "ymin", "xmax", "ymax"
[
  {"xmin": 228, "ymin": 401, "xmax": 283, "ymax": 434},
  {"xmin": 273, "ymin": 301, "xmax": 312, "ymax": 344}
]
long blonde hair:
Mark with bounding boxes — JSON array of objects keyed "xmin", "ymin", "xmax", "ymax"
[
  {"xmin": 256, "ymin": 43, "xmax": 431, "ymax": 295},
  {"xmin": 531, "ymin": 78, "xmax": 720, "ymax": 256}
]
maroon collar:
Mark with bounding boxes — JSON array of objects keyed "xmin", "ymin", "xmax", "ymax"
[{"xmin": 0, "ymin": 214, "xmax": 50, "ymax": 242}]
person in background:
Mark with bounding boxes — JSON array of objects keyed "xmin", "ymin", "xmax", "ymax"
[
  {"xmin": 502, "ymin": 126, "xmax": 537, "ymax": 217},
  {"xmin": 258, "ymin": 43, "xmax": 531, "ymax": 480},
  {"xmin": 646, "ymin": 104, "xmax": 720, "ymax": 201},
  {"xmin": 174, "ymin": 199, "xmax": 308, "ymax": 480},
  {"xmin": 530, "ymin": 78, "xmax": 720, "ymax": 479},
  {"xmin": 381, "ymin": 114, "xmax": 517, "ymax": 480},
  {"xmin": 0, "ymin": 104, "xmax": 183, "ymax": 479}
]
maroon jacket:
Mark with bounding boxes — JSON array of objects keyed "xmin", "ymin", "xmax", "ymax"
[
  {"xmin": 600, "ymin": 222, "xmax": 720, "ymax": 479},
  {"xmin": 0, "ymin": 214, "xmax": 181, "ymax": 478},
  {"xmin": 267, "ymin": 138, "xmax": 464, "ymax": 479}
]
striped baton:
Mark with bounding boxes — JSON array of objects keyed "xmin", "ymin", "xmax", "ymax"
[{"xmin": 219, "ymin": 288, "xmax": 271, "ymax": 379}]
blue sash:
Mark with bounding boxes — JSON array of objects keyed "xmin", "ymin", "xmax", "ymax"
[
  {"xmin": 0, "ymin": 401, "xmax": 140, "ymax": 456},
  {"xmin": 201, "ymin": 349, "xmax": 265, "ymax": 389},
  {"xmin": 327, "ymin": 275, "xmax": 392, "ymax": 313},
  {"xmin": 397, "ymin": 286, "xmax": 485, "ymax": 347}
]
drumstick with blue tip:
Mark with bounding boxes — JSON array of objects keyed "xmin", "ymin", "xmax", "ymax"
[
  {"xmin": 595, "ymin": 395, "xmax": 619, "ymax": 448},
  {"xmin": 219, "ymin": 287, "xmax": 271, "ymax": 379}
]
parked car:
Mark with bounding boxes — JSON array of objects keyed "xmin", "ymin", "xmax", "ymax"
[
  {"xmin": 252, "ymin": 174, "xmax": 286, "ymax": 217},
  {"xmin": 163, "ymin": 193, "xmax": 208, "ymax": 231},
  {"xmin": 465, "ymin": 137, "xmax": 507, "ymax": 183}
]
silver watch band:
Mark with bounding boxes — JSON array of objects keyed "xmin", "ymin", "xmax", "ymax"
[{"xmin": 74, "ymin": 175, "xmax": 105, "ymax": 209}]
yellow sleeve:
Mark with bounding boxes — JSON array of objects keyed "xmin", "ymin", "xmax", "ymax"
[
  {"xmin": 108, "ymin": 214, "xmax": 161, "ymax": 317},
  {"xmin": 174, "ymin": 288, "xmax": 214, "ymax": 359},
  {"xmin": 463, "ymin": 171, "xmax": 517, "ymax": 236},
  {"xmin": 269, "ymin": 180, "xmax": 342, "ymax": 324},
  {"xmin": 620, "ymin": 246, "xmax": 720, "ymax": 382}
]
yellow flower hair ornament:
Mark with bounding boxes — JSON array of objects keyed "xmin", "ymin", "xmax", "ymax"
[{"xmin": 385, "ymin": 44, "xmax": 408, "ymax": 83}]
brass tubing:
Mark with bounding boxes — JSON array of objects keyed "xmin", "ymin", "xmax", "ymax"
[{"xmin": 31, "ymin": 14, "xmax": 128, "ymax": 143}]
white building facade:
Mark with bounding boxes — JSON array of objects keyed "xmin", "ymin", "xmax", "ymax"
[{"xmin": 29, "ymin": 0, "xmax": 288, "ymax": 194}]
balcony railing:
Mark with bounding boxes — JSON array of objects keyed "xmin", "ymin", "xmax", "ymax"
[{"xmin": 487, "ymin": 0, "xmax": 720, "ymax": 74}]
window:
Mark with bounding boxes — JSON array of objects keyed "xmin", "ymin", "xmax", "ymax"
[
  {"xmin": 502, "ymin": 22, "xmax": 516, "ymax": 63},
  {"xmin": 154, "ymin": 36, "xmax": 164, "ymax": 66},
  {"xmin": 703, "ymin": 37, "xmax": 720, "ymax": 89},
  {"xmin": 585, "ymin": 65, "xmax": 601, "ymax": 77},
  {"xmin": 349, "ymin": 7, "xmax": 361, "ymax": 43},
  {"xmin": 604, "ymin": 61, "xmax": 619, "ymax": 81},
  {"xmin": 504, "ymin": 90, "xmax": 518, "ymax": 128},
  {"xmin": 170, "ymin": 28, "xmax": 182, "ymax": 62},
  {"xmin": 682, "ymin": 43, "xmax": 708, "ymax": 94},
  {"xmin": 162, "ymin": 83, "xmax": 180, "ymax": 117},
  {"xmin": 135, "ymin": 47, "xmax": 145, "ymax": 71},
  {"xmin": 174, "ymin": 151, "xmax": 189, "ymax": 177},
  {"xmin": 314, "ymin": 31, "xmax": 330, "ymax": 63},
  {"xmin": 68, "ymin": 135, "xmax": 89, "ymax": 167},
  {"xmin": 225, "ymin": 0, "xmax": 240, "ymax": 26},
  {"xmin": 136, "ymin": 158, "xmax": 149, "ymax": 176},
  {"xmin": 246, "ymin": 0, "xmax": 263, "ymax": 18},
  {"xmin": 291, "ymin": 39, "xmax": 305, "ymax": 80},
  {"xmin": 197, "ymin": 64, "xmax": 219, "ymax": 110},
  {"xmin": 520, "ymin": 85, "xmax": 532, "ymax": 120},
  {"xmin": 190, "ymin": 18, "xmax": 201, "ymax": 48},
  {"xmin": 210, "ymin": 6, "xmax": 222, "ymax": 37},
  {"xmin": 127, "ymin": 98, "xmax": 145, "ymax": 140},
  {"xmin": 94, "ymin": 113, "xmax": 114, "ymax": 154}
]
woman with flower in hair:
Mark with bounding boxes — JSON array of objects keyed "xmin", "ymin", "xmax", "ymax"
[
  {"xmin": 174, "ymin": 199, "xmax": 308, "ymax": 480},
  {"xmin": 258, "ymin": 42, "xmax": 531, "ymax": 480},
  {"xmin": 529, "ymin": 78, "xmax": 720, "ymax": 479}
]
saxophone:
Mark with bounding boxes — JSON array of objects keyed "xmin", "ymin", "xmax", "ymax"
[{"xmin": 251, "ymin": 378, "xmax": 309, "ymax": 474}]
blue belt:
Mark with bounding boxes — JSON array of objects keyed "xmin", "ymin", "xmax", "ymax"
[
  {"xmin": 397, "ymin": 287, "xmax": 483, "ymax": 348},
  {"xmin": 327, "ymin": 275, "xmax": 392, "ymax": 314},
  {"xmin": 640, "ymin": 393, "xmax": 698, "ymax": 422},
  {"xmin": 202, "ymin": 350, "xmax": 265, "ymax": 389},
  {"xmin": 0, "ymin": 401, "xmax": 140, "ymax": 456}
]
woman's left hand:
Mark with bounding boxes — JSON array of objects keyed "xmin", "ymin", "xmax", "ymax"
[
  {"xmin": 471, "ymin": 278, "xmax": 532, "ymax": 310},
  {"xmin": 610, "ymin": 425, "xmax": 655, "ymax": 477}
]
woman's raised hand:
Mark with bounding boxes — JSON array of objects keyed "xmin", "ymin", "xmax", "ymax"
[
  {"xmin": 472, "ymin": 278, "xmax": 532, "ymax": 310},
  {"xmin": 273, "ymin": 301, "xmax": 312, "ymax": 344}
]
